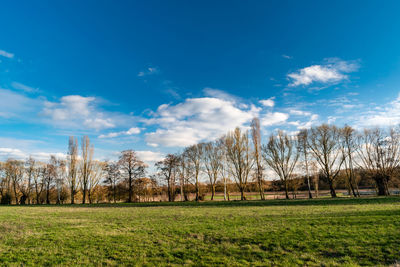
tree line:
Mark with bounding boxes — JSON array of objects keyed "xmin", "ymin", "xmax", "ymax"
[{"xmin": 1, "ymin": 119, "xmax": 400, "ymax": 204}]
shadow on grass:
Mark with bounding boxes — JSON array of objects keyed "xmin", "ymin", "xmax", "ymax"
[{"xmin": 2, "ymin": 196, "xmax": 400, "ymax": 208}]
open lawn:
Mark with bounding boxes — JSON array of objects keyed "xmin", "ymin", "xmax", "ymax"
[{"xmin": 0, "ymin": 197, "xmax": 399, "ymax": 266}]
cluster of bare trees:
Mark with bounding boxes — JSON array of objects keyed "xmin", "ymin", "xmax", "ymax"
[
  {"xmin": 0, "ymin": 136, "xmax": 150, "ymax": 204},
  {"xmin": 155, "ymin": 120, "xmax": 400, "ymax": 201},
  {"xmin": 261, "ymin": 123, "xmax": 400, "ymax": 198},
  {"xmin": 1, "ymin": 120, "xmax": 400, "ymax": 205}
]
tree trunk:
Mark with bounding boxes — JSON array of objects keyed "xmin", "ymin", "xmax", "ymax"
[
  {"xmin": 82, "ymin": 188, "xmax": 86, "ymax": 204},
  {"xmin": 223, "ymin": 177, "xmax": 227, "ymax": 201},
  {"xmin": 240, "ymin": 188, "xmax": 245, "ymax": 201},
  {"xmin": 211, "ymin": 184, "xmax": 215, "ymax": 200},
  {"xmin": 195, "ymin": 177, "xmax": 199, "ymax": 201},
  {"xmin": 284, "ymin": 181, "xmax": 289, "ymax": 199},
  {"xmin": 113, "ymin": 183, "xmax": 116, "ymax": 203},
  {"xmin": 71, "ymin": 188, "xmax": 75, "ymax": 204},
  {"xmin": 328, "ymin": 180, "xmax": 337, "ymax": 198},
  {"xmin": 306, "ymin": 176, "xmax": 312, "ymax": 199},
  {"xmin": 46, "ymin": 184, "xmax": 50, "ymax": 204},
  {"xmin": 13, "ymin": 183, "xmax": 18, "ymax": 204},
  {"xmin": 258, "ymin": 177, "xmax": 265, "ymax": 200},
  {"xmin": 128, "ymin": 173, "xmax": 132, "ymax": 203},
  {"xmin": 180, "ymin": 178, "xmax": 184, "ymax": 202},
  {"xmin": 375, "ymin": 175, "xmax": 389, "ymax": 196}
]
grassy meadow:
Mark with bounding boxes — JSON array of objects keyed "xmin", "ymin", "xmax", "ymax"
[{"xmin": 0, "ymin": 197, "xmax": 399, "ymax": 266}]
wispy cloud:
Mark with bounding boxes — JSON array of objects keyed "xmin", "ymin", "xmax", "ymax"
[
  {"xmin": 0, "ymin": 88, "xmax": 40, "ymax": 118},
  {"xmin": 11, "ymin": 82, "xmax": 40, "ymax": 93},
  {"xmin": 99, "ymin": 127, "xmax": 141, "ymax": 138},
  {"xmin": 0, "ymin": 147, "xmax": 66, "ymax": 161},
  {"xmin": 138, "ymin": 66, "xmax": 159, "ymax": 77},
  {"xmin": 282, "ymin": 54, "xmax": 292, "ymax": 59},
  {"xmin": 0, "ymin": 49, "xmax": 14, "ymax": 59},
  {"xmin": 287, "ymin": 58, "xmax": 359, "ymax": 87},
  {"xmin": 42, "ymin": 95, "xmax": 134, "ymax": 131},
  {"xmin": 355, "ymin": 93, "xmax": 400, "ymax": 128}
]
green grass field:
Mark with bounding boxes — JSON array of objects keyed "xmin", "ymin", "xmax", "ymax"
[{"xmin": 0, "ymin": 197, "xmax": 399, "ymax": 266}]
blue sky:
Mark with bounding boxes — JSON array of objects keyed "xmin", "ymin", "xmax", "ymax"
[{"xmin": 1, "ymin": 0, "xmax": 400, "ymax": 163}]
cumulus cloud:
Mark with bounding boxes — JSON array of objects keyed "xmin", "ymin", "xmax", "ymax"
[
  {"xmin": 0, "ymin": 49, "xmax": 14, "ymax": 59},
  {"xmin": 260, "ymin": 112, "xmax": 289, "ymax": 126},
  {"xmin": 99, "ymin": 127, "xmax": 141, "ymax": 138},
  {"xmin": 259, "ymin": 97, "xmax": 275, "ymax": 107},
  {"xmin": 287, "ymin": 58, "xmax": 359, "ymax": 87},
  {"xmin": 145, "ymin": 97, "xmax": 261, "ymax": 147}
]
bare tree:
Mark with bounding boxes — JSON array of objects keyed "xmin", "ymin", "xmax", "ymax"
[
  {"xmin": 203, "ymin": 141, "xmax": 222, "ymax": 200},
  {"xmin": 340, "ymin": 125, "xmax": 359, "ymax": 197},
  {"xmin": 156, "ymin": 154, "xmax": 179, "ymax": 202},
  {"xmin": 24, "ymin": 157, "xmax": 35, "ymax": 204},
  {"xmin": 251, "ymin": 118, "xmax": 265, "ymax": 200},
  {"xmin": 177, "ymin": 153, "xmax": 191, "ymax": 201},
  {"xmin": 55, "ymin": 159, "xmax": 67, "ymax": 204},
  {"xmin": 67, "ymin": 136, "xmax": 79, "ymax": 204},
  {"xmin": 4, "ymin": 160, "xmax": 24, "ymax": 204},
  {"xmin": 356, "ymin": 127, "xmax": 400, "ymax": 196},
  {"xmin": 80, "ymin": 136, "xmax": 94, "ymax": 204},
  {"xmin": 118, "ymin": 150, "xmax": 146, "ymax": 202},
  {"xmin": 308, "ymin": 125, "xmax": 344, "ymax": 198},
  {"xmin": 185, "ymin": 144, "xmax": 203, "ymax": 201},
  {"xmin": 224, "ymin": 127, "xmax": 253, "ymax": 201},
  {"xmin": 44, "ymin": 156, "xmax": 58, "ymax": 204},
  {"xmin": 216, "ymin": 137, "xmax": 229, "ymax": 201},
  {"xmin": 297, "ymin": 129, "xmax": 313, "ymax": 198},
  {"xmin": 33, "ymin": 162, "xmax": 45, "ymax": 204},
  {"xmin": 262, "ymin": 130, "xmax": 299, "ymax": 199},
  {"xmin": 87, "ymin": 161, "xmax": 105, "ymax": 204},
  {"xmin": 310, "ymin": 161, "xmax": 319, "ymax": 198},
  {"xmin": 105, "ymin": 161, "xmax": 121, "ymax": 203}
]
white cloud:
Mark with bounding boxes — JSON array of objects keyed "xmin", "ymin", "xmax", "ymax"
[
  {"xmin": 289, "ymin": 109, "xmax": 312, "ymax": 116},
  {"xmin": 260, "ymin": 112, "xmax": 289, "ymax": 127},
  {"xmin": 136, "ymin": 150, "xmax": 164, "ymax": 162},
  {"xmin": 11, "ymin": 82, "xmax": 39, "ymax": 93},
  {"xmin": 203, "ymin": 87, "xmax": 240, "ymax": 102},
  {"xmin": 99, "ymin": 127, "xmax": 141, "ymax": 138},
  {"xmin": 0, "ymin": 148, "xmax": 25, "ymax": 159},
  {"xmin": 0, "ymin": 147, "xmax": 66, "ymax": 161},
  {"xmin": 259, "ymin": 97, "xmax": 275, "ymax": 107},
  {"xmin": 145, "ymin": 96, "xmax": 261, "ymax": 147},
  {"xmin": 0, "ymin": 49, "xmax": 14, "ymax": 59},
  {"xmin": 282, "ymin": 54, "xmax": 292, "ymax": 59},
  {"xmin": 287, "ymin": 58, "xmax": 359, "ymax": 87},
  {"xmin": 138, "ymin": 67, "xmax": 159, "ymax": 77},
  {"xmin": 355, "ymin": 93, "xmax": 400, "ymax": 128},
  {"xmin": 0, "ymin": 89, "xmax": 40, "ymax": 118},
  {"xmin": 42, "ymin": 95, "xmax": 134, "ymax": 131}
]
